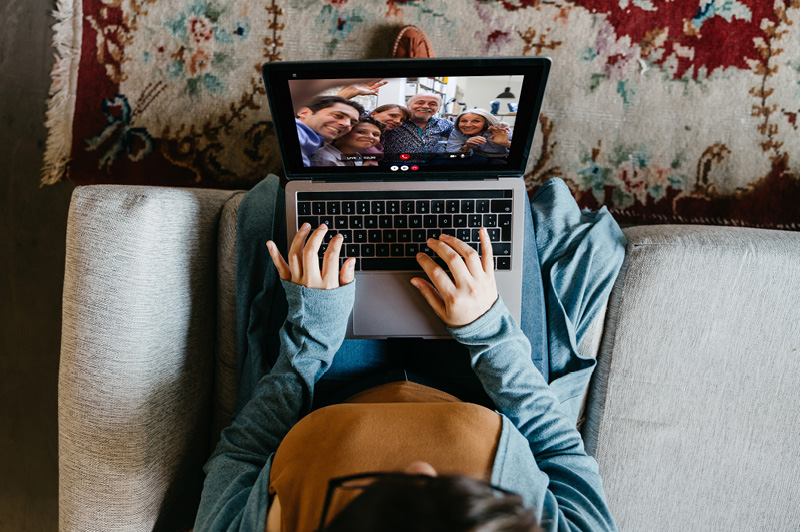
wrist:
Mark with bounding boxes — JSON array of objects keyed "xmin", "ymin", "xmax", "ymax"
[
  {"xmin": 447, "ymin": 296, "xmax": 505, "ymax": 339},
  {"xmin": 281, "ymin": 278, "xmax": 355, "ymax": 325}
]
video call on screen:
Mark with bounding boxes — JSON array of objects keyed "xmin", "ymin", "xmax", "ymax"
[{"xmin": 291, "ymin": 74, "xmax": 524, "ymax": 172}]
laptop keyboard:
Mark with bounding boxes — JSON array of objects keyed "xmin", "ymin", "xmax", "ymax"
[{"xmin": 296, "ymin": 190, "xmax": 513, "ymax": 271}]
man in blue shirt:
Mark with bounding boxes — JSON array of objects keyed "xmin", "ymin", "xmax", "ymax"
[
  {"xmin": 296, "ymin": 96, "xmax": 365, "ymax": 166},
  {"xmin": 383, "ymin": 92, "xmax": 453, "ymax": 163}
]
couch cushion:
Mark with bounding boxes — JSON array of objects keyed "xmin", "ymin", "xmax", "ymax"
[
  {"xmin": 60, "ymin": 185, "xmax": 238, "ymax": 531},
  {"xmin": 213, "ymin": 191, "xmax": 245, "ymax": 444},
  {"xmin": 583, "ymin": 225, "xmax": 800, "ymax": 531}
]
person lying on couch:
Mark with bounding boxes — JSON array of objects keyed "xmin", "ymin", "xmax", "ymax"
[{"xmin": 194, "ymin": 207, "xmax": 620, "ymax": 531}]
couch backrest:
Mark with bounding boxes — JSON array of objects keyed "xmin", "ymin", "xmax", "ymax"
[
  {"xmin": 583, "ymin": 225, "xmax": 800, "ymax": 531},
  {"xmin": 212, "ymin": 191, "xmax": 245, "ymax": 444},
  {"xmin": 60, "ymin": 185, "xmax": 240, "ymax": 532}
]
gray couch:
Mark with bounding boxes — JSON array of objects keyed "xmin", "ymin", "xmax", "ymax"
[{"xmin": 59, "ymin": 184, "xmax": 800, "ymax": 531}]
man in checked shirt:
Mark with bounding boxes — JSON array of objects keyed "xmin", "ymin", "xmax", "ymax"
[{"xmin": 383, "ymin": 92, "xmax": 454, "ymax": 164}]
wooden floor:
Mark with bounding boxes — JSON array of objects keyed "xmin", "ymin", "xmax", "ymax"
[{"xmin": 1, "ymin": 1, "xmax": 74, "ymax": 529}]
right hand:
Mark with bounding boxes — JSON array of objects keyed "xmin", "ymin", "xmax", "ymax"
[
  {"xmin": 337, "ymin": 79, "xmax": 388, "ymax": 100},
  {"xmin": 267, "ymin": 224, "xmax": 355, "ymax": 289},
  {"xmin": 411, "ymin": 229, "xmax": 498, "ymax": 328}
]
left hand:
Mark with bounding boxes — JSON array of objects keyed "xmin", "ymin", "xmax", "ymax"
[
  {"xmin": 267, "ymin": 223, "xmax": 355, "ymax": 289},
  {"xmin": 411, "ymin": 229, "xmax": 498, "ymax": 327}
]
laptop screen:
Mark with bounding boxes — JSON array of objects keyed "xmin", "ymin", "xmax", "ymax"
[{"xmin": 262, "ymin": 57, "xmax": 550, "ymax": 180}]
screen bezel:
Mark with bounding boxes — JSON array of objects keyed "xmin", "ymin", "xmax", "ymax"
[{"xmin": 262, "ymin": 57, "xmax": 551, "ymax": 181}]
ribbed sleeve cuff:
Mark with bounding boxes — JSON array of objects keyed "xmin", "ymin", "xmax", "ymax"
[{"xmin": 447, "ymin": 296, "xmax": 509, "ymax": 343}]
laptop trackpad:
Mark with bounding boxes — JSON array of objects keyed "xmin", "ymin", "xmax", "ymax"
[{"xmin": 353, "ymin": 273, "xmax": 449, "ymax": 338}]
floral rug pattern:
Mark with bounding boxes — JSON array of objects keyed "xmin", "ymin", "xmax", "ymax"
[{"xmin": 45, "ymin": 0, "xmax": 800, "ymax": 228}]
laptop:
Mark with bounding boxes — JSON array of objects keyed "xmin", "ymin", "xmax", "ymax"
[{"xmin": 261, "ymin": 57, "xmax": 551, "ymax": 338}]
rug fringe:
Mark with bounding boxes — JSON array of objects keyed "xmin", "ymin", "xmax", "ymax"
[{"xmin": 41, "ymin": 0, "xmax": 82, "ymax": 186}]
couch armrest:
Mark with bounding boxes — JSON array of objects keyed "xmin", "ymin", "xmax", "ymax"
[
  {"xmin": 59, "ymin": 185, "xmax": 239, "ymax": 532},
  {"xmin": 583, "ymin": 225, "xmax": 800, "ymax": 531}
]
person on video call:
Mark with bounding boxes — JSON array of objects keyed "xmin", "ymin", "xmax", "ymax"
[
  {"xmin": 356, "ymin": 104, "xmax": 410, "ymax": 164},
  {"xmin": 383, "ymin": 92, "xmax": 454, "ymax": 163},
  {"xmin": 446, "ymin": 108, "xmax": 512, "ymax": 164},
  {"xmin": 295, "ymin": 95, "xmax": 365, "ymax": 166},
  {"xmin": 310, "ymin": 117, "xmax": 386, "ymax": 166}
]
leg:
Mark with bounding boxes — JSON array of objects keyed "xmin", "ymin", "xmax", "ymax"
[{"xmin": 519, "ymin": 196, "xmax": 549, "ymax": 382}]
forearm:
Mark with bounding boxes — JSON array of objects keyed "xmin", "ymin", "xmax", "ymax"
[
  {"xmin": 450, "ymin": 299, "xmax": 615, "ymax": 530},
  {"xmin": 448, "ymin": 297, "xmax": 582, "ymax": 458},
  {"xmin": 445, "ymin": 137, "xmax": 465, "ymax": 152},
  {"xmin": 195, "ymin": 280, "xmax": 354, "ymax": 530}
]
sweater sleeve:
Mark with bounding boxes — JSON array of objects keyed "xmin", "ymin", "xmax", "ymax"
[
  {"xmin": 445, "ymin": 129, "xmax": 468, "ymax": 152},
  {"xmin": 448, "ymin": 298, "xmax": 617, "ymax": 532},
  {"xmin": 194, "ymin": 279, "xmax": 355, "ymax": 531}
]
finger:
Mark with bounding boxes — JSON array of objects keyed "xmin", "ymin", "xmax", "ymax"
[
  {"xmin": 321, "ymin": 233, "xmax": 344, "ymax": 283},
  {"xmin": 479, "ymin": 227, "xmax": 494, "ymax": 275},
  {"xmin": 428, "ymin": 238, "xmax": 471, "ymax": 287},
  {"xmin": 439, "ymin": 233, "xmax": 483, "ymax": 276},
  {"xmin": 266, "ymin": 241, "xmax": 291, "ymax": 280},
  {"xmin": 303, "ymin": 224, "xmax": 328, "ymax": 281},
  {"xmin": 340, "ymin": 257, "xmax": 356, "ymax": 285},
  {"xmin": 288, "ymin": 223, "xmax": 312, "ymax": 279},
  {"xmin": 410, "ymin": 277, "xmax": 447, "ymax": 321},
  {"xmin": 416, "ymin": 251, "xmax": 456, "ymax": 296}
]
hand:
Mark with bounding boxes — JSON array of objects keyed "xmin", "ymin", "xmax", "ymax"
[
  {"xmin": 464, "ymin": 136, "xmax": 487, "ymax": 148},
  {"xmin": 411, "ymin": 229, "xmax": 498, "ymax": 327},
  {"xmin": 267, "ymin": 223, "xmax": 355, "ymax": 289},
  {"xmin": 337, "ymin": 79, "xmax": 388, "ymax": 100},
  {"xmin": 487, "ymin": 126, "xmax": 511, "ymax": 147}
]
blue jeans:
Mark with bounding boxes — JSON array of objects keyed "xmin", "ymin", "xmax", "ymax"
[{"xmin": 268, "ymin": 195, "xmax": 548, "ymax": 411}]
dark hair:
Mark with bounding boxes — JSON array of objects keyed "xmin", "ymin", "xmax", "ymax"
[
  {"xmin": 350, "ymin": 116, "xmax": 386, "ymax": 135},
  {"xmin": 300, "ymin": 95, "xmax": 365, "ymax": 116},
  {"xmin": 371, "ymin": 104, "xmax": 411, "ymax": 121},
  {"xmin": 324, "ymin": 474, "xmax": 541, "ymax": 532}
]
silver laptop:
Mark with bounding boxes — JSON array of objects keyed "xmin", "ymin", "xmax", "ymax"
[{"xmin": 261, "ymin": 57, "xmax": 551, "ymax": 338}]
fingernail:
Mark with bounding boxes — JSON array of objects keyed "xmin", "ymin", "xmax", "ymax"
[{"xmin": 301, "ymin": 223, "xmax": 310, "ymax": 229}]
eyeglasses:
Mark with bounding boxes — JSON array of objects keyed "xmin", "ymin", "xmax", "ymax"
[{"xmin": 316, "ymin": 471, "xmax": 518, "ymax": 532}]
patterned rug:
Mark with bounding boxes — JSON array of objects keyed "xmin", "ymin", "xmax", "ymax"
[{"xmin": 45, "ymin": 0, "xmax": 800, "ymax": 229}]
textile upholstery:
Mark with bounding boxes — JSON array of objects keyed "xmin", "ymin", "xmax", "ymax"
[
  {"xmin": 59, "ymin": 185, "xmax": 238, "ymax": 532},
  {"xmin": 211, "ymin": 190, "xmax": 245, "ymax": 446},
  {"xmin": 582, "ymin": 225, "xmax": 800, "ymax": 531},
  {"xmin": 59, "ymin": 185, "xmax": 800, "ymax": 530}
]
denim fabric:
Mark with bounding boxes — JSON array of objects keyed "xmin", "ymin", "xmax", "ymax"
[{"xmin": 295, "ymin": 119, "xmax": 323, "ymax": 167}]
